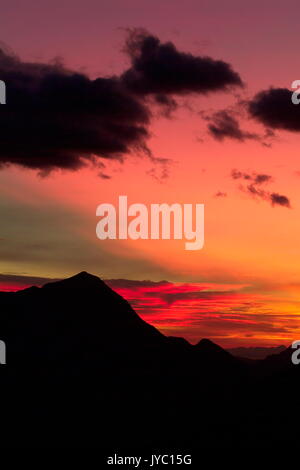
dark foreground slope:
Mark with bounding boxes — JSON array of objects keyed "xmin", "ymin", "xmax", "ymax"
[{"xmin": 0, "ymin": 272, "xmax": 299, "ymax": 449}]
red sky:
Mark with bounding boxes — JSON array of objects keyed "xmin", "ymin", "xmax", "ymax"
[{"xmin": 1, "ymin": 0, "xmax": 300, "ymax": 347}]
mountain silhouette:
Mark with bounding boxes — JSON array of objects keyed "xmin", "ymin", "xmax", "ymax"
[
  {"xmin": 0, "ymin": 271, "xmax": 299, "ymax": 449},
  {"xmin": 194, "ymin": 338, "xmax": 240, "ymax": 369},
  {"xmin": 2, "ymin": 271, "xmax": 168, "ymax": 366},
  {"xmin": 195, "ymin": 338, "xmax": 233, "ymax": 356},
  {"xmin": 227, "ymin": 345, "xmax": 286, "ymax": 360}
]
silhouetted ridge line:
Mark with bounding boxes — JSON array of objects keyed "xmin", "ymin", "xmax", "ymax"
[
  {"xmin": 0, "ymin": 272, "xmax": 299, "ymax": 448},
  {"xmin": 42, "ymin": 271, "xmax": 109, "ymax": 290}
]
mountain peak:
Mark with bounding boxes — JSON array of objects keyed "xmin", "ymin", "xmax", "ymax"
[
  {"xmin": 194, "ymin": 338, "xmax": 230, "ymax": 354},
  {"xmin": 70, "ymin": 271, "xmax": 99, "ymax": 281},
  {"xmin": 196, "ymin": 338, "xmax": 219, "ymax": 348},
  {"xmin": 42, "ymin": 271, "xmax": 107, "ymax": 290}
]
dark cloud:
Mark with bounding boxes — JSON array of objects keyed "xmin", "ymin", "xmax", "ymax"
[
  {"xmin": 153, "ymin": 94, "xmax": 178, "ymax": 116},
  {"xmin": 98, "ymin": 173, "xmax": 111, "ymax": 180},
  {"xmin": 270, "ymin": 193, "xmax": 291, "ymax": 208},
  {"xmin": 0, "ymin": 273, "xmax": 60, "ymax": 289},
  {"xmin": 122, "ymin": 29, "xmax": 243, "ymax": 96},
  {"xmin": 231, "ymin": 169, "xmax": 252, "ymax": 181},
  {"xmin": 97, "ymin": 161, "xmax": 111, "ymax": 179},
  {"xmin": 0, "ymin": 48, "xmax": 150, "ymax": 172},
  {"xmin": 231, "ymin": 169, "xmax": 291, "ymax": 208},
  {"xmin": 206, "ymin": 108, "xmax": 275, "ymax": 146},
  {"xmin": 159, "ymin": 289, "xmax": 236, "ymax": 306},
  {"xmin": 249, "ymin": 88, "xmax": 300, "ymax": 131},
  {"xmin": 253, "ymin": 173, "xmax": 272, "ymax": 184},
  {"xmin": 214, "ymin": 191, "xmax": 227, "ymax": 198},
  {"xmin": 208, "ymin": 110, "xmax": 258, "ymax": 142},
  {"xmin": 146, "ymin": 166, "xmax": 169, "ymax": 182},
  {"xmin": 0, "ymin": 31, "xmax": 243, "ymax": 173},
  {"xmin": 231, "ymin": 170, "xmax": 272, "ymax": 184},
  {"xmin": 194, "ymin": 316, "xmax": 292, "ymax": 337},
  {"xmin": 0, "ymin": 274, "xmax": 173, "ymax": 292},
  {"xmin": 145, "ymin": 154, "xmax": 173, "ymax": 182},
  {"xmin": 105, "ymin": 279, "xmax": 171, "ymax": 289}
]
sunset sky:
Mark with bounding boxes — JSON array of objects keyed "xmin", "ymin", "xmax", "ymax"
[{"xmin": 1, "ymin": 0, "xmax": 300, "ymax": 347}]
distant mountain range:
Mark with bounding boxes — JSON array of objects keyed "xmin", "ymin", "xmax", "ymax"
[
  {"xmin": 227, "ymin": 345, "xmax": 286, "ymax": 360},
  {"xmin": 0, "ymin": 271, "xmax": 299, "ymax": 449}
]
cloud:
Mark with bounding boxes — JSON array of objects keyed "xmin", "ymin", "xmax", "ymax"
[
  {"xmin": 122, "ymin": 29, "xmax": 243, "ymax": 97},
  {"xmin": 106, "ymin": 279, "xmax": 171, "ymax": 289},
  {"xmin": 270, "ymin": 192, "xmax": 291, "ymax": 208},
  {"xmin": 98, "ymin": 172, "xmax": 111, "ymax": 180},
  {"xmin": 158, "ymin": 289, "xmax": 237, "ymax": 306},
  {"xmin": 145, "ymin": 154, "xmax": 174, "ymax": 182},
  {"xmin": 153, "ymin": 94, "xmax": 178, "ymax": 116},
  {"xmin": 103, "ymin": 278, "xmax": 297, "ymax": 344},
  {"xmin": 107, "ymin": 279, "xmax": 246, "ymax": 309},
  {"xmin": 249, "ymin": 88, "xmax": 300, "ymax": 131},
  {"xmin": 253, "ymin": 173, "xmax": 272, "ymax": 184},
  {"xmin": 231, "ymin": 169, "xmax": 272, "ymax": 184},
  {"xmin": 208, "ymin": 110, "xmax": 258, "ymax": 142},
  {"xmin": 0, "ymin": 31, "xmax": 243, "ymax": 174},
  {"xmin": 231, "ymin": 169, "xmax": 291, "ymax": 208},
  {"xmin": 146, "ymin": 165, "xmax": 169, "ymax": 182},
  {"xmin": 206, "ymin": 108, "xmax": 275, "ymax": 146},
  {"xmin": 0, "ymin": 273, "xmax": 60, "ymax": 291},
  {"xmin": 214, "ymin": 191, "xmax": 227, "ymax": 198},
  {"xmin": 0, "ymin": 48, "xmax": 150, "ymax": 172}
]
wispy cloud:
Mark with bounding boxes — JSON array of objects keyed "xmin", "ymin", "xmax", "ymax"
[{"xmin": 231, "ymin": 169, "xmax": 291, "ymax": 208}]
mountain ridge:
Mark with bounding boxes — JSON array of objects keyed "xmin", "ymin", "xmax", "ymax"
[{"xmin": 0, "ymin": 271, "xmax": 299, "ymax": 448}]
